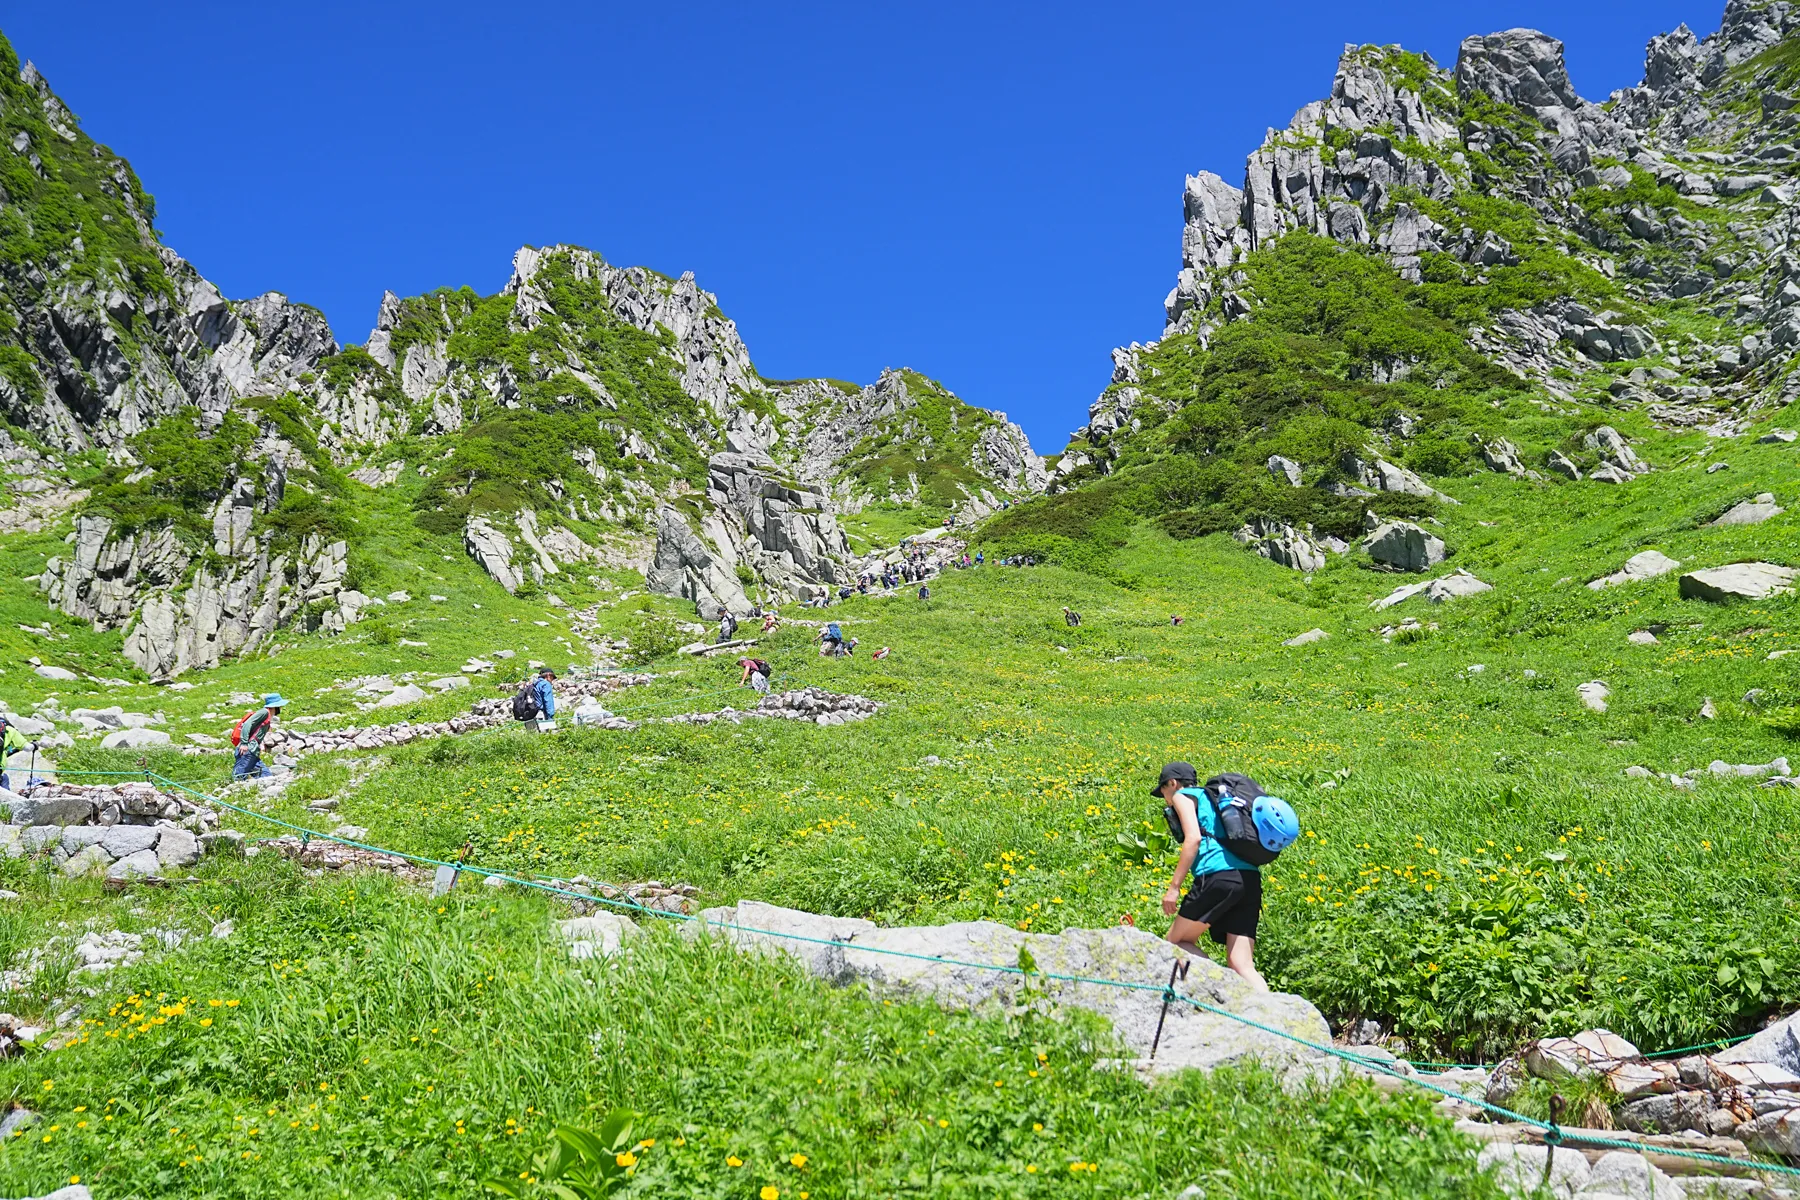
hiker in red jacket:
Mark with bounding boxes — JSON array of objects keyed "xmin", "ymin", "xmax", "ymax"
[{"xmin": 232, "ymin": 693, "xmax": 286, "ymax": 780}]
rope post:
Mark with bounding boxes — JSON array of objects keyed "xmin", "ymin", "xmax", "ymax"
[
  {"xmin": 1541, "ymin": 1093, "xmax": 1567, "ymax": 1189},
  {"xmin": 1149, "ymin": 958, "xmax": 1189, "ymax": 1061}
]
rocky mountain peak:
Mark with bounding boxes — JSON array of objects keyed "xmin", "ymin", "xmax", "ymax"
[{"xmin": 1454, "ymin": 29, "xmax": 1583, "ymax": 113}]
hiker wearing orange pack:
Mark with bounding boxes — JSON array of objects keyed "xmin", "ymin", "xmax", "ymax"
[{"xmin": 231, "ymin": 693, "xmax": 286, "ymax": 780}]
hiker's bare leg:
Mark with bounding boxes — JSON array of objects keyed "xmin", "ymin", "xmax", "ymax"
[
  {"xmin": 1165, "ymin": 916, "xmax": 1209, "ymax": 957},
  {"xmin": 1223, "ymin": 933, "xmax": 1267, "ymax": 991}
]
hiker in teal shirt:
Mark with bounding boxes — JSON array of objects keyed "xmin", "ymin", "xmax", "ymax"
[{"xmin": 1156, "ymin": 762, "xmax": 1268, "ymax": 990}]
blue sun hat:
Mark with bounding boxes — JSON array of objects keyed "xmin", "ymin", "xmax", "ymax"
[{"xmin": 264, "ymin": 693, "xmax": 288, "ymax": 708}]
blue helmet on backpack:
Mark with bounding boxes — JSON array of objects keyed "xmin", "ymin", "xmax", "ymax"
[{"xmin": 1250, "ymin": 796, "xmax": 1300, "ymax": 854}]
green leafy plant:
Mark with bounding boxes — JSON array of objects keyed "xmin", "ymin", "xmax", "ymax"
[{"xmin": 486, "ymin": 1110, "xmax": 643, "ymax": 1198}]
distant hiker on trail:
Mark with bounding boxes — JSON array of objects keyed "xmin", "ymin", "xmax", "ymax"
[
  {"xmin": 761, "ymin": 611, "xmax": 781, "ymax": 633},
  {"xmin": 513, "ymin": 669, "xmax": 557, "ymax": 722},
  {"xmin": 2, "ymin": 715, "xmax": 37, "ymax": 792},
  {"xmin": 975, "ymin": 550, "xmax": 984, "ymax": 566},
  {"xmin": 737, "ymin": 656, "xmax": 774, "ymax": 695},
  {"xmin": 717, "ymin": 608, "xmax": 738, "ymax": 644},
  {"xmin": 231, "ymin": 694, "xmax": 286, "ymax": 781},
  {"xmin": 1062, "ymin": 607, "xmax": 1082, "ymax": 627},
  {"xmin": 1155, "ymin": 762, "xmax": 1299, "ymax": 992},
  {"xmin": 918, "ymin": 584, "xmax": 930, "ymax": 603},
  {"xmin": 1171, "ymin": 615, "xmax": 1184, "ymax": 626}
]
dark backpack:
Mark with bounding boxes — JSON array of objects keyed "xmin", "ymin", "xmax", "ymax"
[
  {"xmin": 748, "ymin": 659, "xmax": 771, "ymax": 677},
  {"xmin": 511, "ymin": 682, "xmax": 541, "ymax": 721},
  {"xmin": 1161, "ymin": 772, "xmax": 1282, "ymax": 867}
]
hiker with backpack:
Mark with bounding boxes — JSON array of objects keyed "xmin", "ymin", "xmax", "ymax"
[
  {"xmin": 231, "ymin": 694, "xmax": 286, "ymax": 780},
  {"xmin": 1, "ymin": 716, "xmax": 37, "ymax": 792},
  {"xmin": 513, "ymin": 669, "xmax": 557, "ymax": 722},
  {"xmin": 1155, "ymin": 762, "xmax": 1299, "ymax": 991},
  {"xmin": 717, "ymin": 608, "xmax": 739, "ymax": 645},
  {"xmin": 737, "ymin": 655, "xmax": 774, "ymax": 695},
  {"xmin": 818, "ymin": 623, "xmax": 845, "ymax": 657},
  {"xmin": 1063, "ymin": 607, "xmax": 1082, "ymax": 627}
]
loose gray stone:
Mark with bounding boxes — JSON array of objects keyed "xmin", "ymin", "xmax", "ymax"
[
  {"xmin": 156, "ymin": 826, "xmax": 201, "ymax": 868},
  {"xmin": 60, "ymin": 844, "xmax": 111, "ymax": 878},
  {"xmin": 5, "ymin": 791, "xmax": 93, "ymax": 827},
  {"xmin": 1581, "ymin": 1149, "xmax": 1686, "ymax": 1199},
  {"xmin": 99, "ymin": 824, "xmax": 159, "ymax": 858},
  {"xmin": 106, "ymin": 848, "xmax": 160, "ymax": 880},
  {"xmin": 1284, "ymin": 628, "xmax": 1330, "ymax": 646},
  {"xmin": 1474, "ymin": 1142, "xmax": 1589, "ymax": 1199},
  {"xmin": 557, "ymin": 913, "xmax": 640, "ymax": 959},
  {"xmin": 1619, "ymin": 1089, "xmax": 1716, "ymax": 1134}
]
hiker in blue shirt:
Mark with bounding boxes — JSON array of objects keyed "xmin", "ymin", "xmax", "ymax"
[
  {"xmin": 533, "ymin": 669, "xmax": 557, "ymax": 719},
  {"xmin": 1156, "ymin": 761, "xmax": 1268, "ymax": 991}
]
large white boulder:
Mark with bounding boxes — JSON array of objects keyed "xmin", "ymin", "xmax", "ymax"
[
  {"xmin": 1588, "ymin": 550, "xmax": 1681, "ymax": 590},
  {"xmin": 556, "ymin": 913, "xmax": 640, "ymax": 960},
  {"xmin": 1679, "ymin": 563, "xmax": 1797, "ymax": 602},
  {"xmin": 690, "ymin": 900, "xmax": 1329, "ymax": 1078},
  {"xmin": 1709, "ymin": 494, "xmax": 1783, "ymax": 526},
  {"xmin": 1363, "ymin": 520, "xmax": 1446, "ymax": 573},
  {"xmin": 1475, "ymin": 1142, "xmax": 1590, "ymax": 1199},
  {"xmin": 100, "ymin": 728, "xmax": 172, "ymax": 749},
  {"xmin": 374, "ymin": 683, "xmax": 428, "ymax": 709}
]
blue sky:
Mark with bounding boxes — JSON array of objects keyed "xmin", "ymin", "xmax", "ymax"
[{"xmin": 10, "ymin": 1, "xmax": 1715, "ymax": 450}]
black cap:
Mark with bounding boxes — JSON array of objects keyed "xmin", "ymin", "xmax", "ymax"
[
  {"xmin": 539, "ymin": 667, "xmax": 556, "ymax": 678},
  {"xmin": 1152, "ymin": 762, "xmax": 1198, "ymax": 796}
]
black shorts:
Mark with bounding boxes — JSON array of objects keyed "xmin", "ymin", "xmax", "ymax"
[{"xmin": 1178, "ymin": 869, "xmax": 1262, "ymax": 944}]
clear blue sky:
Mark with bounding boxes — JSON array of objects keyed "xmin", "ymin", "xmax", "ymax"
[{"xmin": 9, "ymin": 0, "xmax": 1715, "ymax": 450}]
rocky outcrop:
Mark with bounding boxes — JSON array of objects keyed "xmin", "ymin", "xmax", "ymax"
[
  {"xmin": 645, "ymin": 504, "xmax": 753, "ymax": 617},
  {"xmin": 1363, "ymin": 518, "xmax": 1447, "ymax": 572},
  {"xmin": 1340, "ymin": 451, "xmax": 1457, "ymax": 503},
  {"xmin": 1120, "ymin": 0, "xmax": 1800, "ymax": 457},
  {"xmin": 0, "ymin": 61, "xmax": 341, "ymax": 452},
  {"xmin": 464, "ymin": 517, "xmax": 524, "ymax": 594},
  {"xmin": 1371, "ymin": 568, "xmax": 1493, "ymax": 609},
  {"xmin": 38, "ymin": 516, "xmax": 360, "ymax": 678},
  {"xmin": 1234, "ymin": 518, "xmax": 1334, "ymax": 571}
]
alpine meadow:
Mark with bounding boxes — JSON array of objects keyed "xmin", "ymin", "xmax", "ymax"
[{"xmin": 3, "ymin": 4, "xmax": 1800, "ymax": 1199}]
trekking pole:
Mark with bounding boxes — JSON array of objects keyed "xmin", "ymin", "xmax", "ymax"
[
  {"xmin": 1149, "ymin": 957, "xmax": 1189, "ymax": 1061},
  {"xmin": 24, "ymin": 744, "xmax": 36, "ymax": 794}
]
